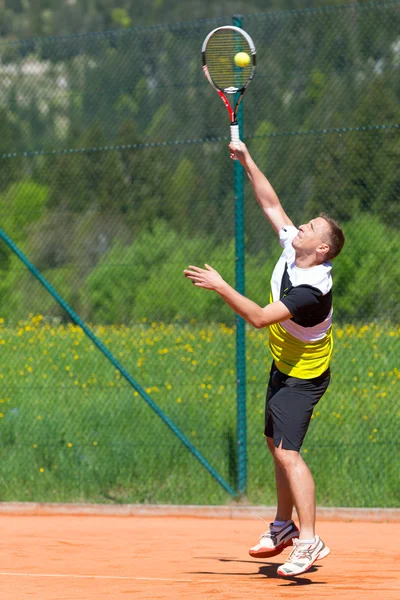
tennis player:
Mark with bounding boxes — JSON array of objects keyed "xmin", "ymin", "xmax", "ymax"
[{"xmin": 184, "ymin": 140, "xmax": 345, "ymax": 577}]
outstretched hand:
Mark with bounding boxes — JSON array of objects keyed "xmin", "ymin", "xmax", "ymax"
[{"xmin": 184, "ymin": 264, "xmax": 225, "ymax": 292}]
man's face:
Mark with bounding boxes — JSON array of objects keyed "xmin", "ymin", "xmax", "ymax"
[{"xmin": 292, "ymin": 217, "xmax": 331, "ymax": 257}]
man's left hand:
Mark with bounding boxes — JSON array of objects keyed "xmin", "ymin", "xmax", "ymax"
[{"xmin": 184, "ymin": 264, "xmax": 225, "ymax": 292}]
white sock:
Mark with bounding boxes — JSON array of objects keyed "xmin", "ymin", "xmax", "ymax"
[{"xmin": 298, "ymin": 537, "xmax": 316, "ymax": 544}]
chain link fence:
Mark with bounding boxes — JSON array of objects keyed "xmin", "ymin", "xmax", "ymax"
[{"xmin": 0, "ymin": 2, "xmax": 399, "ymax": 507}]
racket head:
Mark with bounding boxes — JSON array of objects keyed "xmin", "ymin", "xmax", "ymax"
[{"xmin": 201, "ymin": 25, "xmax": 256, "ymax": 94}]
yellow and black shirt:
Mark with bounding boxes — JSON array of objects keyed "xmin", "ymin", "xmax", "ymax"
[{"xmin": 269, "ymin": 226, "xmax": 333, "ymax": 379}]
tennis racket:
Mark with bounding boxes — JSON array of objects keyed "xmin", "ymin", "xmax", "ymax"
[{"xmin": 201, "ymin": 25, "xmax": 256, "ymax": 149}]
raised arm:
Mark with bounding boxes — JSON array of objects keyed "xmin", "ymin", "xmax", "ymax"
[{"xmin": 229, "ymin": 141, "xmax": 294, "ymax": 235}]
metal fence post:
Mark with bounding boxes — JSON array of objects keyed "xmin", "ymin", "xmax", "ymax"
[{"xmin": 233, "ymin": 14, "xmax": 247, "ymax": 497}]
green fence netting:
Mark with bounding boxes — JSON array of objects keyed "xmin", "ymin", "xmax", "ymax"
[{"xmin": 0, "ymin": 1, "xmax": 399, "ymax": 507}]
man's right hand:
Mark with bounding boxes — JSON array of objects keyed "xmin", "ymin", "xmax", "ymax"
[{"xmin": 228, "ymin": 141, "xmax": 249, "ymax": 165}]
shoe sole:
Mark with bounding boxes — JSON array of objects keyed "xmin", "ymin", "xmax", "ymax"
[
  {"xmin": 249, "ymin": 534, "xmax": 298, "ymax": 559},
  {"xmin": 277, "ymin": 545, "xmax": 331, "ymax": 577}
]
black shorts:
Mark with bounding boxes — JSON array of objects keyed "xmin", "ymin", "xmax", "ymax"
[{"xmin": 264, "ymin": 362, "xmax": 330, "ymax": 452}]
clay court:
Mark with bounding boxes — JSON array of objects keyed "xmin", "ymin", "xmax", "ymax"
[{"xmin": 1, "ymin": 505, "xmax": 399, "ymax": 599}]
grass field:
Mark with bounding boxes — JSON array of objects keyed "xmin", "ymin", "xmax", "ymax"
[{"xmin": 0, "ymin": 316, "xmax": 398, "ymax": 507}]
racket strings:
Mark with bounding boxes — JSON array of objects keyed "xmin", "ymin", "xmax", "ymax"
[{"xmin": 204, "ymin": 31, "xmax": 252, "ymax": 91}]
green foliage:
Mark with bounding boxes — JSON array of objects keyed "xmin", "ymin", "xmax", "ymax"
[
  {"xmin": 0, "ymin": 4, "xmax": 399, "ymax": 328},
  {"xmin": 83, "ymin": 220, "xmax": 180, "ymax": 323},
  {"xmin": 332, "ymin": 215, "xmax": 400, "ymax": 322},
  {"xmin": 0, "ymin": 108, "xmax": 23, "ymax": 158},
  {"xmin": 306, "ymin": 68, "xmax": 327, "ymax": 103},
  {"xmin": 84, "ymin": 215, "xmax": 400, "ymax": 326},
  {"xmin": 0, "ymin": 180, "xmax": 48, "ymax": 319},
  {"xmin": 0, "ymin": 254, "xmax": 26, "ymax": 318},
  {"xmin": 82, "ymin": 219, "xmax": 281, "ymax": 324},
  {"xmin": 1, "ymin": 1, "xmax": 353, "ymax": 39},
  {"xmin": 0, "ymin": 180, "xmax": 48, "ymax": 240},
  {"xmin": 111, "ymin": 9, "xmax": 132, "ymax": 28}
]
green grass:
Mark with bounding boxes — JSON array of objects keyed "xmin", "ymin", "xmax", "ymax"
[{"xmin": 0, "ymin": 316, "xmax": 398, "ymax": 507}]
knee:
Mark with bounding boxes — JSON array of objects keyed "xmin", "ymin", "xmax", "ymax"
[{"xmin": 273, "ymin": 445, "xmax": 300, "ymax": 470}]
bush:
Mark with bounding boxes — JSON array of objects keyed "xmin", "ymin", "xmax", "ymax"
[
  {"xmin": 83, "ymin": 219, "xmax": 282, "ymax": 324},
  {"xmin": 333, "ymin": 214, "xmax": 400, "ymax": 321}
]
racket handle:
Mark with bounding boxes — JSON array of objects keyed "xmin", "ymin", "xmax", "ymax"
[
  {"xmin": 230, "ymin": 123, "xmax": 241, "ymax": 149},
  {"xmin": 230, "ymin": 123, "xmax": 241, "ymax": 161}
]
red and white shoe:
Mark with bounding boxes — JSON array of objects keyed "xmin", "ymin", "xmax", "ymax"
[{"xmin": 249, "ymin": 520, "xmax": 300, "ymax": 558}]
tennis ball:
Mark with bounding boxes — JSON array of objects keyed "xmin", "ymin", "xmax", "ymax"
[{"xmin": 234, "ymin": 52, "xmax": 251, "ymax": 67}]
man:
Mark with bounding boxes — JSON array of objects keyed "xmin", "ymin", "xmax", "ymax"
[{"xmin": 184, "ymin": 141, "xmax": 345, "ymax": 577}]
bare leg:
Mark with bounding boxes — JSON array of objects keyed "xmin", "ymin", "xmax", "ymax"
[
  {"xmin": 266, "ymin": 436, "xmax": 294, "ymax": 522},
  {"xmin": 272, "ymin": 442, "xmax": 316, "ymax": 540}
]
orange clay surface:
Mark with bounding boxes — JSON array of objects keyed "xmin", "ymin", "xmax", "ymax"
[{"xmin": 0, "ymin": 515, "xmax": 399, "ymax": 599}]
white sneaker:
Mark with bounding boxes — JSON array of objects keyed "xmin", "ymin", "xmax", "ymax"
[
  {"xmin": 277, "ymin": 535, "xmax": 330, "ymax": 576},
  {"xmin": 249, "ymin": 520, "xmax": 300, "ymax": 558}
]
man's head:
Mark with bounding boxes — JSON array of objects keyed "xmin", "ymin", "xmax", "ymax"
[{"xmin": 292, "ymin": 213, "xmax": 345, "ymax": 264}]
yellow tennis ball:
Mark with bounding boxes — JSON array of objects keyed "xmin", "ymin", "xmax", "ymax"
[{"xmin": 234, "ymin": 52, "xmax": 251, "ymax": 67}]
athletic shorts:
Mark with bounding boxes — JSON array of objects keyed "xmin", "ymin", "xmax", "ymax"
[{"xmin": 264, "ymin": 362, "xmax": 330, "ymax": 452}]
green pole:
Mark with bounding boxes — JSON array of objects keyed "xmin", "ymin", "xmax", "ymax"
[{"xmin": 233, "ymin": 14, "xmax": 247, "ymax": 496}]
